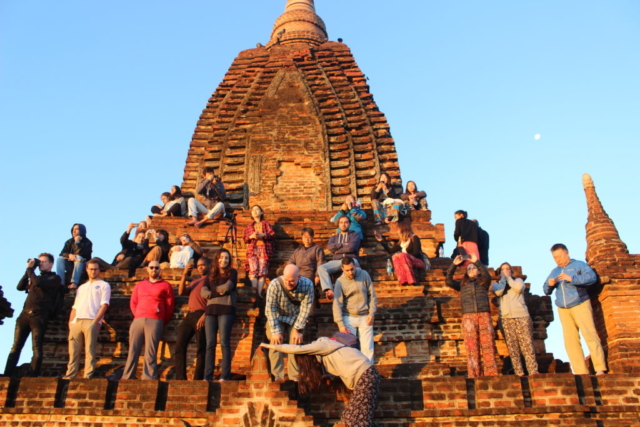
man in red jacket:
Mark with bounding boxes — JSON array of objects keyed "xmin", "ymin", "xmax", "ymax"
[{"xmin": 122, "ymin": 261, "xmax": 175, "ymax": 380}]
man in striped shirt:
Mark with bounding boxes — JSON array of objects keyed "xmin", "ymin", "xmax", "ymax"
[{"xmin": 265, "ymin": 265, "xmax": 314, "ymax": 381}]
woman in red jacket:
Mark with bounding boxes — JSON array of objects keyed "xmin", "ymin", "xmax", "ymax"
[{"xmin": 243, "ymin": 205, "xmax": 275, "ymax": 297}]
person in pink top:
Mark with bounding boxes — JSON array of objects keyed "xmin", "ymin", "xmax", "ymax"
[{"xmin": 122, "ymin": 261, "xmax": 175, "ymax": 380}]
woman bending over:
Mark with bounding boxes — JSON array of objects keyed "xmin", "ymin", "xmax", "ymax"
[{"xmin": 261, "ymin": 336, "xmax": 380, "ymax": 427}]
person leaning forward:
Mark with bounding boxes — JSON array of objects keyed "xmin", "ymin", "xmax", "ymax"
[{"xmin": 264, "ymin": 265, "xmax": 314, "ymax": 381}]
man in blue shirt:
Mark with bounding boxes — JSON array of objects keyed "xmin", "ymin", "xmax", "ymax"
[{"xmin": 543, "ymin": 243, "xmax": 606, "ymax": 375}]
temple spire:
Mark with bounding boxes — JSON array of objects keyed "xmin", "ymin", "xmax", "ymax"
[
  {"xmin": 268, "ymin": 0, "xmax": 328, "ymax": 47},
  {"xmin": 582, "ymin": 173, "xmax": 628, "ymax": 264}
]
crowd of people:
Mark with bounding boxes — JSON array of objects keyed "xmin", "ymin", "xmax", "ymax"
[{"xmin": 5, "ymin": 168, "xmax": 608, "ymax": 426}]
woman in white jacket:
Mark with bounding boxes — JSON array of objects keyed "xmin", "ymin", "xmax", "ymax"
[{"xmin": 491, "ymin": 262, "xmax": 539, "ymax": 376}]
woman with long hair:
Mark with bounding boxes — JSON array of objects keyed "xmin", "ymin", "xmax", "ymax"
[
  {"xmin": 491, "ymin": 262, "xmax": 539, "ymax": 376},
  {"xmin": 400, "ymin": 180, "xmax": 427, "ymax": 211},
  {"xmin": 445, "ymin": 252, "xmax": 498, "ymax": 378},
  {"xmin": 201, "ymin": 248, "xmax": 238, "ymax": 381},
  {"xmin": 261, "ymin": 336, "xmax": 380, "ymax": 427},
  {"xmin": 374, "ymin": 222, "xmax": 427, "ymax": 286},
  {"xmin": 243, "ymin": 205, "xmax": 275, "ymax": 297}
]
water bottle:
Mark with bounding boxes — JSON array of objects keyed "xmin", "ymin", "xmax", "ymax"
[
  {"xmin": 386, "ymin": 258, "xmax": 393, "ymax": 278},
  {"xmin": 438, "ymin": 245, "xmax": 444, "ymax": 258}
]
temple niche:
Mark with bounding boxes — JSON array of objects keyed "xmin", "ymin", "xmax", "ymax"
[{"xmin": 2, "ymin": 1, "xmax": 640, "ymax": 426}]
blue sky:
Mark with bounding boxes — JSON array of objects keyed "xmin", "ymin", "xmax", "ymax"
[{"xmin": 1, "ymin": 0, "xmax": 638, "ymax": 371}]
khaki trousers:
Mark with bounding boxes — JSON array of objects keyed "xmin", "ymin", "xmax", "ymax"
[
  {"xmin": 63, "ymin": 319, "xmax": 102, "ymax": 379},
  {"xmin": 558, "ymin": 300, "xmax": 607, "ymax": 374},
  {"xmin": 265, "ymin": 322, "xmax": 298, "ymax": 381}
]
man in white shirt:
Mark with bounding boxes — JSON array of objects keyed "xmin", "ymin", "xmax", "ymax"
[{"xmin": 62, "ymin": 260, "xmax": 111, "ymax": 379}]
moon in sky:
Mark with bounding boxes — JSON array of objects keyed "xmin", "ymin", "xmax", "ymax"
[{"xmin": 534, "ymin": 134, "xmax": 541, "ymax": 140}]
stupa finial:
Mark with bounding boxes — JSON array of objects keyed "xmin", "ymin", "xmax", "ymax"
[{"xmin": 268, "ymin": 0, "xmax": 328, "ymax": 47}]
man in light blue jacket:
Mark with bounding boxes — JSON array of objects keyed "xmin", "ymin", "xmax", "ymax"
[{"xmin": 543, "ymin": 243, "xmax": 606, "ymax": 375}]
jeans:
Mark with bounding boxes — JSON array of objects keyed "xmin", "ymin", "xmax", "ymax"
[
  {"xmin": 204, "ymin": 313, "xmax": 235, "ymax": 381},
  {"xmin": 4, "ymin": 311, "xmax": 49, "ymax": 376},
  {"xmin": 187, "ymin": 198, "xmax": 225, "ymax": 220},
  {"xmin": 174, "ymin": 310, "xmax": 206, "ymax": 380},
  {"xmin": 56, "ymin": 257, "xmax": 85, "ymax": 285},
  {"xmin": 343, "ymin": 315, "xmax": 375, "ymax": 364},
  {"xmin": 317, "ymin": 258, "xmax": 360, "ymax": 292}
]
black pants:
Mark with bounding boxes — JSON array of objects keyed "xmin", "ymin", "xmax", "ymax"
[
  {"xmin": 4, "ymin": 311, "xmax": 49, "ymax": 376},
  {"xmin": 173, "ymin": 310, "xmax": 206, "ymax": 380}
]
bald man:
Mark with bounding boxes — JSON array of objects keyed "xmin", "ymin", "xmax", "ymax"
[{"xmin": 264, "ymin": 265, "xmax": 314, "ymax": 381}]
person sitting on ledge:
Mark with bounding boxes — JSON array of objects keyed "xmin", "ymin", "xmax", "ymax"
[
  {"xmin": 280, "ymin": 227, "xmax": 327, "ymax": 309},
  {"xmin": 400, "ymin": 180, "xmax": 427, "ymax": 211},
  {"xmin": 317, "ymin": 216, "xmax": 361, "ymax": 301},
  {"xmin": 141, "ymin": 229, "xmax": 171, "ymax": 267},
  {"xmin": 170, "ymin": 233, "xmax": 203, "ymax": 268},
  {"xmin": 91, "ymin": 223, "xmax": 149, "ymax": 275},
  {"xmin": 370, "ymin": 172, "xmax": 400, "ymax": 225},
  {"xmin": 170, "ymin": 185, "xmax": 186, "ymax": 216},
  {"xmin": 374, "ymin": 221, "xmax": 427, "ymax": 286},
  {"xmin": 446, "ymin": 252, "xmax": 498, "ymax": 378},
  {"xmin": 56, "ymin": 223, "xmax": 93, "ymax": 290},
  {"xmin": 150, "ymin": 192, "xmax": 182, "ymax": 217},
  {"xmin": 244, "ymin": 205, "xmax": 275, "ymax": 298},
  {"xmin": 330, "ymin": 195, "xmax": 366, "ymax": 239},
  {"xmin": 186, "ymin": 167, "xmax": 226, "ymax": 228}
]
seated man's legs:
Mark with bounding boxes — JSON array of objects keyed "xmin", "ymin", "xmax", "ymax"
[
  {"xmin": 206, "ymin": 202, "xmax": 225, "ymax": 220},
  {"xmin": 317, "ymin": 259, "xmax": 343, "ymax": 292},
  {"xmin": 70, "ymin": 259, "xmax": 86, "ymax": 285},
  {"xmin": 56, "ymin": 258, "xmax": 73, "ymax": 285},
  {"xmin": 187, "ymin": 198, "xmax": 208, "ymax": 219}
]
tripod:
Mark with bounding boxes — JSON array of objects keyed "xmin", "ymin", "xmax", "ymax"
[{"xmin": 224, "ymin": 213, "xmax": 239, "ymax": 264}]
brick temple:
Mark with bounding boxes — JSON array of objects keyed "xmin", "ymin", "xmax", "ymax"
[{"xmin": 1, "ymin": 1, "xmax": 639, "ymax": 425}]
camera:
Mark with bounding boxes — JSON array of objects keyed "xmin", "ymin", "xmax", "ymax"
[
  {"xmin": 28, "ymin": 258, "xmax": 40, "ymax": 267},
  {"xmin": 460, "ymin": 254, "xmax": 471, "ymax": 261}
]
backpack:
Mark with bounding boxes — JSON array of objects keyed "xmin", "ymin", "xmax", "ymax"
[{"xmin": 331, "ymin": 331, "xmax": 360, "ymax": 350}]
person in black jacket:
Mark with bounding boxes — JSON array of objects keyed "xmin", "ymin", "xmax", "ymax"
[
  {"xmin": 56, "ymin": 223, "xmax": 92, "ymax": 289},
  {"xmin": 91, "ymin": 223, "xmax": 149, "ymax": 276},
  {"xmin": 453, "ymin": 210, "xmax": 480, "ymax": 267},
  {"xmin": 4, "ymin": 253, "xmax": 64, "ymax": 377},
  {"xmin": 445, "ymin": 252, "xmax": 498, "ymax": 378}
]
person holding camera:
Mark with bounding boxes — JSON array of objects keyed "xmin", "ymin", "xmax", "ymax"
[
  {"xmin": 370, "ymin": 172, "xmax": 400, "ymax": 225},
  {"xmin": 4, "ymin": 253, "xmax": 64, "ymax": 377},
  {"xmin": 330, "ymin": 195, "xmax": 366, "ymax": 239},
  {"xmin": 446, "ymin": 252, "xmax": 498, "ymax": 378},
  {"xmin": 186, "ymin": 167, "xmax": 226, "ymax": 228},
  {"xmin": 56, "ymin": 223, "xmax": 93, "ymax": 290},
  {"xmin": 492, "ymin": 262, "xmax": 539, "ymax": 376}
]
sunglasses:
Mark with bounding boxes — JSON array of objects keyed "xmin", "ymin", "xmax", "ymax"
[{"xmin": 148, "ymin": 266, "xmax": 160, "ymax": 270}]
